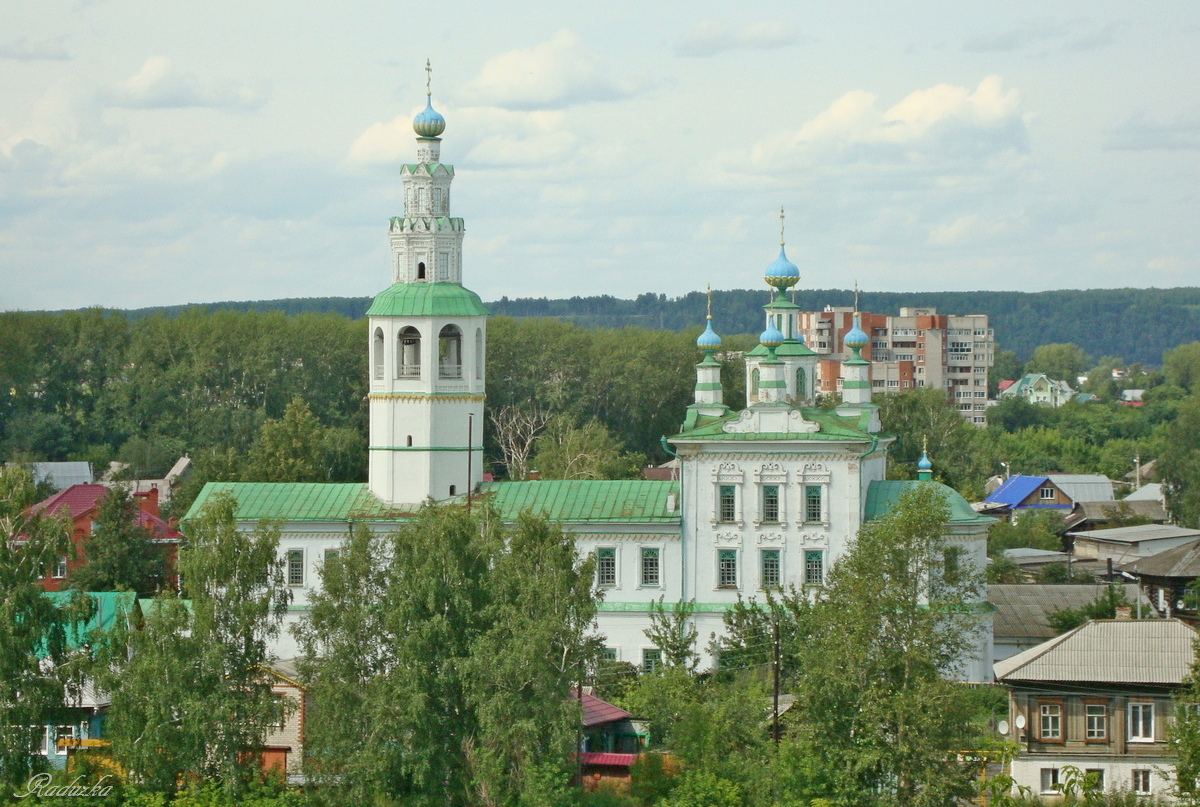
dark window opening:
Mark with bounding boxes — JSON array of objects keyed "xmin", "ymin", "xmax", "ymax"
[{"xmin": 417, "ymin": 261, "xmax": 426, "ymax": 279}]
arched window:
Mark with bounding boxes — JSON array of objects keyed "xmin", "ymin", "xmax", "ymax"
[
  {"xmin": 751, "ymin": 368, "xmax": 761, "ymax": 397},
  {"xmin": 475, "ymin": 328, "xmax": 484, "ymax": 380},
  {"xmin": 449, "ymin": 485, "xmax": 457, "ymax": 496},
  {"xmin": 372, "ymin": 328, "xmax": 384, "ymax": 380},
  {"xmin": 439, "ymin": 325, "xmax": 463, "ymax": 379},
  {"xmin": 406, "ymin": 435, "xmax": 413, "ymax": 447},
  {"xmin": 398, "ymin": 327, "xmax": 421, "ymax": 377},
  {"xmin": 417, "ymin": 261, "xmax": 426, "ymax": 280},
  {"xmin": 796, "ymin": 367, "xmax": 806, "ymax": 398}
]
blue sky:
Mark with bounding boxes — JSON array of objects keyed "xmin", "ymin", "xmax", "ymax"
[{"xmin": 2, "ymin": 0, "xmax": 1198, "ymax": 311}]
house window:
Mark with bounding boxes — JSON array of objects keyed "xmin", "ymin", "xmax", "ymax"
[
  {"xmin": 718, "ymin": 549, "xmax": 737, "ymax": 588},
  {"xmin": 761, "ymin": 485, "xmax": 780, "ymax": 523},
  {"xmin": 640, "ymin": 548, "xmax": 660, "ymax": 587},
  {"xmin": 1085, "ymin": 703, "xmax": 1107, "ymax": 741},
  {"xmin": 642, "ymin": 649, "xmax": 662, "ymax": 674},
  {"xmin": 54, "ymin": 725, "xmax": 76, "ymax": 750},
  {"xmin": 1085, "ymin": 769, "xmax": 1105, "ymax": 790},
  {"xmin": 1129, "ymin": 702, "xmax": 1154, "ymax": 742},
  {"xmin": 287, "ymin": 549, "xmax": 304, "ymax": 587},
  {"xmin": 804, "ymin": 550, "xmax": 824, "ymax": 585},
  {"xmin": 1039, "ymin": 487, "xmax": 1056, "ymax": 500},
  {"xmin": 271, "ymin": 694, "xmax": 287, "ymax": 731},
  {"xmin": 804, "ymin": 485, "xmax": 822, "ymax": 523},
  {"xmin": 718, "ymin": 485, "xmax": 736, "ymax": 523},
  {"xmin": 1040, "ymin": 768, "xmax": 1060, "ymax": 794},
  {"xmin": 596, "ymin": 548, "xmax": 616, "ymax": 587},
  {"xmin": 1039, "ymin": 702, "xmax": 1062, "ymax": 741},
  {"xmin": 760, "ymin": 549, "xmax": 781, "ymax": 588},
  {"xmin": 1132, "ymin": 770, "xmax": 1152, "ymax": 795},
  {"xmin": 53, "ymin": 557, "xmax": 67, "ymax": 579}
]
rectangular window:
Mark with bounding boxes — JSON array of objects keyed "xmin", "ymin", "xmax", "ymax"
[
  {"xmin": 718, "ymin": 549, "xmax": 737, "ymax": 588},
  {"xmin": 601, "ymin": 648, "xmax": 617, "ymax": 662},
  {"xmin": 804, "ymin": 550, "xmax": 824, "ymax": 585},
  {"xmin": 760, "ymin": 549, "xmax": 780, "ymax": 588},
  {"xmin": 1040, "ymin": 768, "xmax": 1060, "ymax": 794},
  {"xmin": 804, "ymin": 485, "xmax": 822, "ymax": 523},
  {"xmin": 642, "ymin": 649, "xmax": 662, "ymax": 674},
  {"xmin": 287, "ymin": 549, "xmax": 305, "ymax": 587},
  {"xmin": 1039, "ymin": 487, "xmax": 1056, "ymax": 500},
  {"xmin": 54, "ymin": 725, "xmax": 76, "ymax": 749},
  {"xmin": 719, "ymin": 485, "xmax": 736, "ymax": 522},
  {"xmin": 1039, "ymin": 702, "xmax": 1062, "ymax": 741},
  {"xmin": 1132, "ymin": 769, "xmax": 1152, "ymax": 795},
  {"xmin": 761, "ymin": 485, "xmax": 779, "ymax": 523},
  {"xmin": 34, "ymin": 726, "xmax": 48, "ymax": 756},
  {"xmin": 596, "ymin": 548, "xmax": 616, "ymax": 587},
  {"xmin": 324, "ymin": 548, "xmax": 341, "ymax": 564},
  {"xmin": 1129, "ymin": 702, "xmax": 1154, "ymax": 742},
  {"xmin": 271, "ymin": 694, "xmax": 287, "ymax": 731},
  {"xmin": 640, "ymin": 548, "xmax": 660, "ymax": 587},
  {"xmin": 1085, "ymin": 769, "xmax": 1105, "ymax": 790},
  {"xmin": 1085, "ymin": 703, "xmax": 1107, "ymax": 741},
  {"xmin": 53, "ymin": 557, "xmax": 67, "ymax": 579}
]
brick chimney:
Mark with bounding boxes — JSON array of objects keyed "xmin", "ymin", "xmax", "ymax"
[{"xmin": 1114, "ymin": 606, "xmax": 1133, "ymax": 620}]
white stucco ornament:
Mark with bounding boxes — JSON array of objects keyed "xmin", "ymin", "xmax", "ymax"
[{"xmin": 722, "ymin": 406, "xmax": 819, "ymax": 434}]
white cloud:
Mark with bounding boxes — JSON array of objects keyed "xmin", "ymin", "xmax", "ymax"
[
  {"xmin": 676, "ymin": 21, "xmax": 801, "ymax": 57},
  {"xmin": 928, "ymin": 213, "xmax": 1019, "ymax": 246},
  {"xmin": 1147, "ymin": 255, "xmax": 1181, "ymax": 270},
  {"xmin": 1104, "ymin": 113, "xmax": 1200, "ymax": 151},
  {"xmin": 746, "ymin": 76, "xmax": 1028, "ymax": 173},
  {"xmin": 109, "ymin": 56, "xmax": 266, "ymax": 110},
  {"xmin": 458, "ymin": 30, "xmax": 640, "ymax": 110},
  {"xmin": 347, "ymin": 107, "xmax": 576, "ymax": 169}
]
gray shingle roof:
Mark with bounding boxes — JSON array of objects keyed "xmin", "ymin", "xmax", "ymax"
[
  {"xmin": 1068, "ymin": 524, "xmax": 1200, "ymax": 544},
  {"xmin": 988, "ymin": 584, "xmax": 1147, "ymax": 640},
  {"xmin": 1122, "ymin": 538, "xmax": 1200, "ymax": 578},
  {"xmin": 1047, "ymin": 475, "xmax": 1115, "ymax": 503},
  {"xmin": 994, "ymin": 619, "xmax": 1197, "ymax": 684}
]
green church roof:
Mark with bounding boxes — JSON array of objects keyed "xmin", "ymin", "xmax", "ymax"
[
  {"xmin": 863, "ymin": 480, "xmax": 996, "ymax": 526},
  {"xmin": 746, "ymin": 340, "xmax": 816, "ymax": 357},
  {"xmin": 672, "ymin": 405, "xmax": 877, "ymax": 442},
  {"xmin": 366, "ymin": 282, "xmax": 489, "ymax": 318},
  {"xmin": 185, "ymin": 483, "xmax": 406, "ymax": 522}
]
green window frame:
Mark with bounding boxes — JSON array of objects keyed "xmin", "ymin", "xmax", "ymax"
[
  {"xmin": 804, "ymin": 550, "xmax": 824, "ymax": 585},
  {"xmin": 596, "ymin": 547, "xmax": 617, "ymax": 587},
  {"xmin": 761, "ymin": 485, "xmax": 780, "ymax": 523},
  {"xmin": 640, "ymin": 547, "xmax": 660, "ymax": 587},
  {"xmin": 719, "ymin": 485, "xmax": 736, "ymax": 523},
  {"xmin": 642, "ymin": 648, "xmax": 662, "ymax": 673},
  {"xmin": 761, "ymin": 549, "xmax": 781, "ymax": 588},
  {"xmin": 804, "ymin": 485, "xmax": 822, "ymax": 523},
  {"xmin": 718, "ymin": 549, "xmax": 737, "ymax": 588}
]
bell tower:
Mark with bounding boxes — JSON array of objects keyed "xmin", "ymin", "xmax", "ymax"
[{"xmin": 367, "ymin": 62, "xmax": 487, "ymax": 507}]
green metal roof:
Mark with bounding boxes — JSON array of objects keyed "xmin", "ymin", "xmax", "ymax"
[
  {"xmin": 366, "ymin": 282, "xmax": 489, "ymax": 318},
  {"xmin": 672, "ymin": 405, "xmax": 875, "ymax": 442},
  {"xmin": 184, "ymin": 483, "xmax": 405, "ymax": 522},
  {"xmin": 44, "ymin": 591, "xmax": 136, "ymax": 653},
  {"xmin": 863, "ymin": 480, "xmax": 996, "ymax": 525},
  {"xmin": 479, "ymin": 480, "xmax": 680, "ymax": 523},
  {"xmin": 400, "ymin": 162, "xmax": 454, "ymax": 176}
]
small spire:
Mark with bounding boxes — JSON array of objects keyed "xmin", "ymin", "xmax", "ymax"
[
  {"xmin": 923, "ymin": 435, "xmax": 928, "ymax": 454},
  {"xmin": 779, "ymin": 206, "xmax": 786, "ymax": 247},
  {"xmin": 425, "ymin": 59, "xmax": 432, "ymax": 97},
  {"xmin": 706, "ymin": 283, "xmax": 713, "ymax": 321},
  {"xmin": 853, "ymin": 279, "xmax": 860, "ymax": 313}
]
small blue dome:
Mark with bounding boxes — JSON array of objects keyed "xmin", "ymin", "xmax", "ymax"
[
  {"xmin": 697, "ymin": 320, "xmax": 722, "ymax": 349},
  {"xmin": 917, "ymin": 451, "xmax": 933, "ymax": 471},
  {"xmin": 413, "ymin": 97, "xmax": 446, "ymax": 138},
  {"xmin": 844, "ymin": 315, "xmax": 869, "ymax": 350},
  {"xmin": 764, "ymin": 246, "xmax": 800, "ymax": 290},
  {"xmin": 759, "ymin": 323, "xmax": 785, "ymax": 348}
]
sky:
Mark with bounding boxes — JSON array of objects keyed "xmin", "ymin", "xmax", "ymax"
[{"xmin": 2, "ymin": 1, "xmax": 1199, "ymax": 311}]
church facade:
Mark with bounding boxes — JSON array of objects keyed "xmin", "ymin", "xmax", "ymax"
[{"xmin": 186, "ymin": 78, "xmax": 994, "ymax": 680}]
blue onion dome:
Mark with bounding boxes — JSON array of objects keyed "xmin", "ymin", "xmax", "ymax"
[
  {"xmin": 697, "ymin": 319, "xmax": 722, "ymax": 349},
  {"xmin": 844, "ymin": 315, "xmax": 869, "ymax": 350},
  {"xmin": 413, "ymin": 96, "xmax": 446, "ymax": 138},
  {"xmin": 759, "ymin": 323, "xmax": 785, "ymax": 349},
  {"xmin": 764, "ymin": 246, "xmax": 800, "ymax": 290},
  {"xmin": 917, "ymin": 451, "xmax": 933, "ymax": 471}
]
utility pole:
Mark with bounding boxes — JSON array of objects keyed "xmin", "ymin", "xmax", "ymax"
[{"xmin": 772, "ymin": 618, "xmax": 781, "ymax": 745}]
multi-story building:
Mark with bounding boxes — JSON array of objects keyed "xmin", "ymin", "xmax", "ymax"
[{"xmin": 796, "ymin": 306, "xmax": 995, "ymax": 425}]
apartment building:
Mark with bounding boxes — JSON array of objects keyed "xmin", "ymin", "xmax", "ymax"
[{"xmin": 796, "ymin": 306, "xmax": 995, "ymax": 425}]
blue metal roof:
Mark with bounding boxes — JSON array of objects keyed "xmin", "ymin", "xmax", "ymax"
[{"xmin": 985, "ymin": 475, "xmax": 1048, "ymax": 506}]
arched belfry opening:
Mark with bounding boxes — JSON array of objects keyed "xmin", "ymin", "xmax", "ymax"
[
  {"xmin": 417, "ymin": 261, "xmax": 426, "ymax": 280},
  {"xmin": 398, "ymin": 327, "xmax": 421, "ymax": 377},
  {"xmin": 373, "ymin": 328, "xmax": 385, "ymax": 379},
  {"xmin": 475, "ymin": 328, "xmax": 484, "ymax": 380},
  {"xmin": 439, "ymin": 325, "xmax": 462, "ymax": 379}
]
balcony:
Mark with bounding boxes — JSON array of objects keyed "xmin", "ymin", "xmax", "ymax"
[{"xmin": 439, "ymin": 364, "xmax": 463, "ymax": 379}]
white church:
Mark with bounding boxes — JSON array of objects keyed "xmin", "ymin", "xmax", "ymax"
[{"xmin": 186, "ymin": 77, "xmax": 995, "ymax": 680}]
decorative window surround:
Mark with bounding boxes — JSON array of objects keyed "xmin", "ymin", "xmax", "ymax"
[
  {"xmin": 753, "ymin": 463, "xmax": 788, "ymax": 528},
  {"xmin": 711, "ymin": 462, "xmax": 744, "ymax": 527}
]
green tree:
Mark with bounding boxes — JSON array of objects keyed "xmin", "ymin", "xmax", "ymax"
[
  {"xmin": 1158, "ymin": 395, "xmax": 1200, "ymax": 528},
  {"xmin": 1172, "ymin": 643, "xmax": 1200, "ymax": 806},
  {"xmin": 68, "ymin": 486, "xmax": 165, "ymax": 597},
  {"xmin": 876, "ymin": 387, "xmax": 987, "ymax": 494},
  {"xmin": 0, "ymin": 467, "xmax": 94, "ymax": 794},
  {"xmin": 1164, "ymin": 342, "xmax": 1200, "ymax": 394},
  {"xmin": 1046, "ymin": 585, "xmax": 1129, "ymax": 634},
  {"xmin": 532, "ymin": 415, "xmax": 642, "ymax": 480},
  {"xmin": 989, "ymin": 349, "xmax": 1024, "ymax": 397},
  {"xmin": 92, "ymin": 492, "xmax": 288, "ymax": 795},
  {"xmin": 644, "ymin": 597, "xmax": 700, "ymax": 673},
  {"xmin": 1024, "ymin": 343, "xmax": 1089, "ymax": 382},
  {"xmin": 296, "ymin": 505, "xmax": 598, "ymax": 806},
  {"xmin": 246, "ymin": 396, "xmax": 328, "ymax": 482},
  {"xmin": 790, "ymin": 484, "xmax": 986, "ymax": 806},
  {"xmin": 986, "ymin": 510, "xmax": 1063, "ymax": 557}
]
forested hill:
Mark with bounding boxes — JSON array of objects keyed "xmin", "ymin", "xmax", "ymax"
[{"xmin": 120, "ymin": 286, "xmax": 1200, "ymax": 365}]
